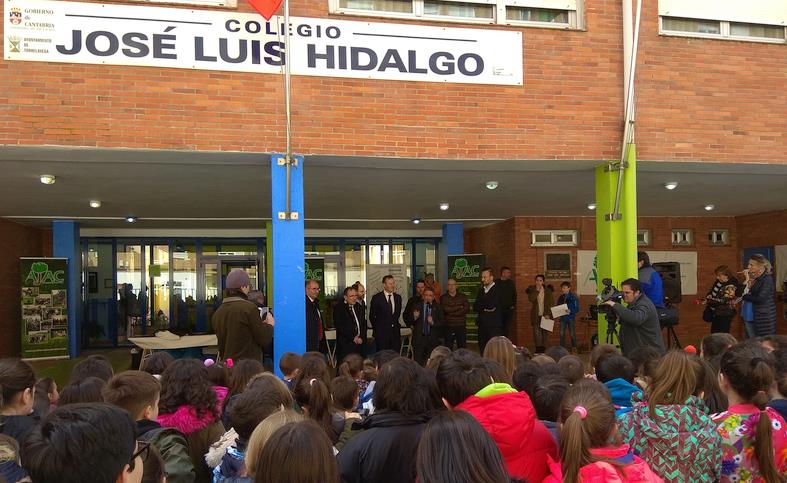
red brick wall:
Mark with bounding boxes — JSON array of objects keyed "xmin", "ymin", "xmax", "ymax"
[
  {"xmin": 635, "ymin": 1, "xmax": 787, "ymax": 165},
  {"xmin": 466, "ymin": 215, "xmax": 741, "ymax": 349},
  {"xmin": 0, "ymin": 220, "xmax": 52, "ymax": 357},
  {"xmin": 1, "ymin": 0, "xmax": 783, "ymax": 163}
]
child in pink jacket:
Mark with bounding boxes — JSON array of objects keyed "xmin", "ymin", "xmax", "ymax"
[{"xmin": 542, "ymin": 379, "xmax": 663, "ymax": 483}]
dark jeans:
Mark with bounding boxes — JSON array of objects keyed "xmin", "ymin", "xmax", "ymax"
[
  {"xmin": 710, "ymin": 315, "xmax": 733, "ymax": 334},
  {"xmin": 478, "ymin": 325, "xmax": 504, "ymax": 355},
  {"xmin": 442, "ymin": 326, "xmax": 467, "ymax": 350}
]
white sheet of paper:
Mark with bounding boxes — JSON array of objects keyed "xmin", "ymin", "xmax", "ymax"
[
  {"xmin": 551, "ymin": 304, "xmax": 570, "ymax": 318},
  {"xmin": 540, "ymin": 316, "xmax": 555, "ymax": 332}
]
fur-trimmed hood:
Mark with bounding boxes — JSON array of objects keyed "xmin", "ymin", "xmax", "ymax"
[{"xmin": 158, "ymin": 405, "xmax": 217, "ymax": 435}]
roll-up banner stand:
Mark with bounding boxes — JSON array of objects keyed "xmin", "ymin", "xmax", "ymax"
[
  {"xmin": 20, "ymin": 257, "xmax": 70, "ymax": 360},
  {"xmin": 447, "ymin": 254, "xmax": 484, "ymax": 343}
]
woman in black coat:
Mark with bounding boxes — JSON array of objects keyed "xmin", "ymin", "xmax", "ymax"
[
  {"xmin": 743, "ymin": 254, "xmax": 777, "ymax": 336},
  {"xmin": 332, "ymin": 286, "xmax": 367, "ymax": 363}
]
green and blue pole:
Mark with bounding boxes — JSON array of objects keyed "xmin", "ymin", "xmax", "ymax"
[{"xmin": 595, "ymin": 144, "xmax": 638, "ymax": 346}]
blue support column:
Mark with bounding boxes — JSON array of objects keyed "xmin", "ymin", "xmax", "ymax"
[
  {"xmin": 441, "ymin": 223, "xmax": 464, "ymax": 285},
  {"xmin": 53, "ymin": 220, "xmax": 81, "ymax": 358},
  {"xmin": 271, "ymin": 154, "xmax": 306, "ymax": 376}
]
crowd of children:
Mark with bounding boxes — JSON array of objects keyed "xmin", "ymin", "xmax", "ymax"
[{"xmin": 3, "ymin": 333, "xmax": 787, "ymax": 482}]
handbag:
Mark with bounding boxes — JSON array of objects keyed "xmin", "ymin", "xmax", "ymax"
[
  {"xmin": 715, "ymin": 304, "xmax": 735, "ymax": 318},
  {"xmin": 702, "ymin": 306, "xmax": 714, "ymax": 323}
]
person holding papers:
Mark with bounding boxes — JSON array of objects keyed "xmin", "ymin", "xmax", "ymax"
[
  {"xmin": 526, "ymin": 275, "xmax": 554, "ymax": 354},
  {"xmin": 555, "ymin": 281, "xmax": 581, "ymax": 353}
]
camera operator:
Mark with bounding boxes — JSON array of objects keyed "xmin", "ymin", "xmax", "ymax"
[{"xmin": 603, "ymin": 278, "xmax": 665, "ymax": 357}]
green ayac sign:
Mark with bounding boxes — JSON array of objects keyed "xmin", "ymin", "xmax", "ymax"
[
  {"xmin": 20, "ymin": 258, "xmax": 69, "ymax": 359},
  {"xmin": 448, "ymin": 254, "xmax": 485, "ymax": 342}
]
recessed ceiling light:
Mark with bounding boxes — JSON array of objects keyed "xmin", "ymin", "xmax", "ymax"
[
  {"xmin": 439, "ymin": 203, "xmax": 450, "ymax": 211},
  {"xmin": 485, "ymin": 181, "xmax": 499, "ymax": 190},
  {"xmin": 664, "ymin": 181, "xmax": 678, "ymax": 190},
  {"xmin": 704, "ymin": 204, "xmax": 715, "ymax": 211},
  {"xmin": 587, "ymin": 203, "xmax": 596, "ymax": 210},
  {"xmin": 40, "ymin": 174, "xmax": 56, "ymax": 185},
  {"xmin": 125, "ymin": 216, "xmax": 138, "ymax": 223},
  {"xmin": 411, "ymin": 218, "xmax": 421, "ymax": 225},
  {"xmin": 89, "ymin": 200, "xmax": 102, "ymax": 208}
]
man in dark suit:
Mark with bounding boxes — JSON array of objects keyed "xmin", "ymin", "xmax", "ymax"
[
  {"xmin": 333, "ymin": 285, "xmax": 368, "ymax": 363},
  {"xmin": 403, "ymin": 280, "xmax": 425, "ymax": 328},
  {"xmin": 474, "ymin": 267, "xmax": 504, "ymax": 354},
  {"xmin": 305, "ymin": 279, "xmax": 325, "ymax": 353},
  {"xmin": 407, "ymin": 287, "xmax": 444, "ymax": 366},
  {"xmin": 368, "ymin": 275, "xmax": 403, "ymax": 352}
]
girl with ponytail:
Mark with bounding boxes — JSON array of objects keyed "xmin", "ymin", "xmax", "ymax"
[
  {"xmin": 714, "ymin": 343, "xmax": 787, "ymax": 482},
  {"xmin": 292, "ymin": 376, "xmax": 342, "ymax": 444},
  {"xmin": 543, "ymin": 379, "xmax": 663, "ymax": 483}
]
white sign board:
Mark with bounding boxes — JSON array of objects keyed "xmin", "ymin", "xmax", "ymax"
[
  {"xmin": 576, "ymin": 250, "xmax": 698, "ymax": 295},
  {"xmin": 366, "ymin": 265, "xmax": 408, "ymax": 298},
  {"xmin": 4, "ymin": 0, "xmax": 523, "ymax": 85},
  {"xmin": 366, "ymin": 264, "xmax": 408, "ymax": 324}
]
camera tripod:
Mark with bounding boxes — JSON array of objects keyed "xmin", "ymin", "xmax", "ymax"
[{"xmin": 606, "ymin": 317, "xmax": 620, "ymax": 346}]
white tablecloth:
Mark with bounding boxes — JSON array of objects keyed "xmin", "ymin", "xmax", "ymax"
[{"xmin": 128, "ymin": 334, "xmax": 218, "ymax": 350}]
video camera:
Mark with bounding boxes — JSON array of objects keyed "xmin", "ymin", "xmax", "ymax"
[{"xmin": 596, "ymin": 278, "xmax": 622, "ymax": 324}]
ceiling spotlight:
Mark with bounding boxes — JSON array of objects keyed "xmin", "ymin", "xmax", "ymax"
[
  {"xmin": 89, "ymin": 200, "xmax": 102, "ymax": 208},
  {"xmin": 411, "ymin": 218, "xmax": 421, "ymax": 225},
  {"xmin": 664, "ymin": 181, "xmax": 679, "ymax": 190},
  {"xmin": 125, "ymin": 216, "xmax": 138, "ymax": 223},
  {"xmin": 587, "ymin": 203, "xmax": 596, "ymax": 210},
  {"xmin": 485, "ymin": 181, "xmax": 499, "ymax": 190},
  {"xmin": 704, "ymin": 204, "xmax": 715, "ymax": 211},
  {"xmin": 40, "ymin": 174, "xmax": 56, "ymax": 185},
  {"xmin": 439, "ymin": 203, "xmax": 450, "ymax": 211}
]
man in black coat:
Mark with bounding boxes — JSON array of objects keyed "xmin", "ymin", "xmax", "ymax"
[
  {"xmin": 474, "ymin": 267, "xmax": 504, "ymax": 354},
  {"xmin": 305, "ymin": 279, "xmax": 325, "ymax": 353},
  {"xmin": 368, "ymin": 275, "xmax": 403, "ymax": 352},
  {"xmin": 497, "ymin": 266, "xmax": 517, "ymax": 336},
  {"xmin": 333, "ymin": 285, "xmax": 368, "ymax": 363},
  {"xmin": 403, "ymin": 280, "xmax": 425, "ymax": 328},
  {"xmin": 407, "ymin": 287, "xmax": 444, "ymax": 366}
]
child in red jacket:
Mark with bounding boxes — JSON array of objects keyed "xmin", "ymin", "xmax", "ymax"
[
  {"xmin": 543, "ymin": 379, "xmax": 663, "ymax": 483},
  {"xmin": 436, "ymin": 350, "xmax": 557, "ymax": 483}
]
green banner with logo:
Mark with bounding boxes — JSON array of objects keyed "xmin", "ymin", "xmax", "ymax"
[
  {"xmin": 20, "ymin": 258, "xmax": 69, "ymax": 360},
  {"xmin": 448, "ymin": 254, "xmax": 484, "ymax": 342}
]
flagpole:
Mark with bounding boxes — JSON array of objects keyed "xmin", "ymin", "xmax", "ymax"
[{"xmin": 283, "ymin": 0, "xmax": 294, "ymax": 217}]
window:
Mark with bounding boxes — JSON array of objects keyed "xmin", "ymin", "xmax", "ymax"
[
  {"xmin": 339, "ymin": 0, "xmax": 413, "ymax": 13},
  {"xmin": 671, "ymin": 229, "xmax": 693, "ymax": 246},
  {"xmin": 425, "ymin": 1, "xmax": 494, "ymax": 19},
  {"xmin": 506, "ymin": 7, "xmax": 569, "ymax": 24},
  {"xmin": 709, "ymin": 229, "xmax": 730, "ymax": 246},
  {"xmin": 531, "ymin": 230, "xmax": 579, "ymax": 247},
  {"xmin": 658, "ymin": 0, "xmax": 787, "ymax": 43},
  {"xmin": 330, "ymin": 0, "xmax": 580, "ymax": 28},
  {"xmin": 730, "ymin": 22, "xmax": 785, "ymax": 40},
  {"xmin": 662, "ymin": 17, "xmax": 721, "ymax": 35},
  {"xmin": 637, "ymin": 229, "xmax": 651, "ymax": 247},
  {"xmin": 661, "ymin": 17, "xmax": 786, "ymax": 43}
]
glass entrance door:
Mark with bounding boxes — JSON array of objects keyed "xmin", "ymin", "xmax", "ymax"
[{"xmin": 202, "ymin": 258, "xmax": 259, "ymax": 331}]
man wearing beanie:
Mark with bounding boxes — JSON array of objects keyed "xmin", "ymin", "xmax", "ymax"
[{"xmin": 212, "ymin": 268, "xmax": 274, "ymax": 362}]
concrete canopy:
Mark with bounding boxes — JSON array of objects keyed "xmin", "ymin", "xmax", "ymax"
[{"xmin": 1, "ymin": 145, "xmax": 786, "ymax": 229}]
